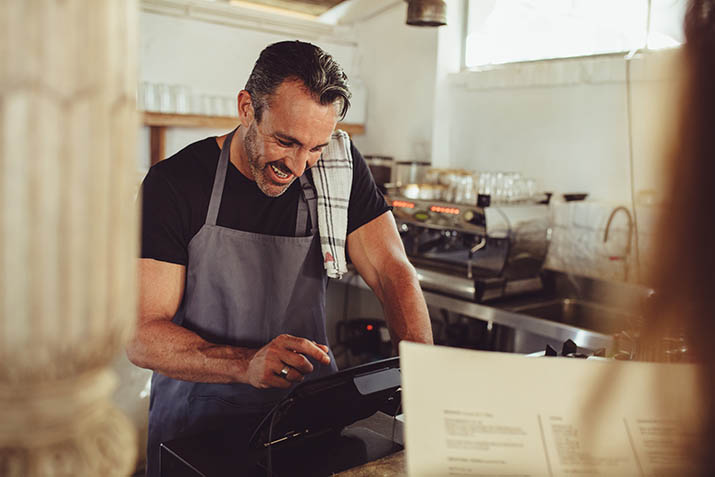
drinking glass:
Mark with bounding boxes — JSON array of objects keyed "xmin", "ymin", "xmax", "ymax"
[
  {"xmin": 172, "ymin": 85, "xmax": 190, "ymax": 114},
  {"xmin": 157, "ymin": 83, "xmax": 173, "ymax": 113},
  {"xmin": 222, "ymin": 96, "xmax": 236, "ymax": 117},
  {"xmin": 139, "ymin": 81, "xmax": 158, "ymax": 112}
]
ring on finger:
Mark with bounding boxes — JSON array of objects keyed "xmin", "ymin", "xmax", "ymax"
[{"xmin": 279, "ymin": 366, "xmax": 290, "ymax": 379}]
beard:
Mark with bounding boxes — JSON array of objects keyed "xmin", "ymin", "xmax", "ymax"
[{"xmin": 243, "ymin": 122, "xmax": 295, "ymax": 198}]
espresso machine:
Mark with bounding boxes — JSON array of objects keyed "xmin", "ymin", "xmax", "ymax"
[{"xmin": 387, "ymin": 193, "xmax": 551, "ymax": 302}]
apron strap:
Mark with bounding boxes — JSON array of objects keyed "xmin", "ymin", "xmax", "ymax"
[
  {"xmin": 206, "ymin": 127, "xmax": 237, "ymax": 226},
  {"xmin": 296, "ymin": 173, "xmax": 318, "ymax": 236},
  {"xmin": 206, "ymin": 128, "xmax": 316, "ymax": 234}
]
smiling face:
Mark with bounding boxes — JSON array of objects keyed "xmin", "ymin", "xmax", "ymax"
[{"xmin": 235, "ymin": 79, "xmax": 339, "ymax": 197}]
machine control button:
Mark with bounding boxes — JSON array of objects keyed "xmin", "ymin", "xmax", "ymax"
[
  {"xmin": 471, "ymin": 213, "xmax": 486, "ymax": 226},
  {"xmin": 414, "ymin": 211, "xmax": 429, "ymax": 222},
  {"xmin": 463, "ymin": 210, "xmax": 474, "ymax": 222}
]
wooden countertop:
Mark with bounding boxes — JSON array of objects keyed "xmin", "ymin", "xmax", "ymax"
[
  {"xmin": 336, "ymin": 450, "xmax": 406, "ymax": 476},
  {"xmin": 336, "ymin": 412, "xmax": 406, "ymax": 476}
]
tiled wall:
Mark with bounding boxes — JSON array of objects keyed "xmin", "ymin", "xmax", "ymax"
[{"xmin": 545, "ymin": 201, "xmax": 660, "ymax": 283}]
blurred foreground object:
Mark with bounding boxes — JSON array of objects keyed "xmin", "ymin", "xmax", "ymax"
[
  {"xmin": 0, "ymin": 1, "xmax": 139, "ymax": 475},
  {"xmin": 635, "ymin": 0, "xmax": 715, "ymax": 474}
]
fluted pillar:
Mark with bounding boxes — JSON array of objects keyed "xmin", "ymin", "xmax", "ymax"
[{"xmin": 0, "ymin": 1, "xmax": 139, "ymax": 475}]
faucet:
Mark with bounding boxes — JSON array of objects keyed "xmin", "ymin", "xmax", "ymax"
[{"xmin": 604, "ymin": 206, "xmax": 634, "ymax": 279}]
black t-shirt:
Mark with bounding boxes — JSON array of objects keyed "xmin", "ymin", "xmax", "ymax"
[{"xmin": 140, "ymin": 136, "xmax": 389, "ymax": 266}]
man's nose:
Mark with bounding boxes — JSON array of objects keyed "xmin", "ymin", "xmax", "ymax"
[{"xmin": 285, "ymin": 148, "xmax": 309, "ymax": 177}]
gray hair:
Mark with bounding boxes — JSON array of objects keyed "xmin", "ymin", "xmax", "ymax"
[{"xmin": 244, "ymin": 41, "xmax": 351, "ymax": 122}]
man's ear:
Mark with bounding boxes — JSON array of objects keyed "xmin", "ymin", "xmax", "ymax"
[{"xmin": 237, "ymin": 90, "xmax": 255, "ymax": 127}]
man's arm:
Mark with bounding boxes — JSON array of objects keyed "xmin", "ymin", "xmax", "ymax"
[
  {"xmin": 126, "ymin": 258, "xmax": 330, "ymax": 388},
  {"xmin": 346, "ymin": 212, "xmax": 433, "ymax": 348}
]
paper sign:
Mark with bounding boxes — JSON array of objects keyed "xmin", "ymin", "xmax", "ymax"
[{"xmin": 400, "ymin": 342, "xmax": 701, "ymax": 477}]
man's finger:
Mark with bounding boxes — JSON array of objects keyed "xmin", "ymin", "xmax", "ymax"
[
  {"xmin": 274, "ymin": 366, "xmax": 305, "ymax": 383},
  {"xmin": 265, "ymin": 374, "xmax": 292, "ymax": 389},
  {"xmin": 279, "ymin": 350, "xmax": 314, "ymax": 375},
  {"xmin": 280, "ymin": 335, "xmax": 331, "ymax": 364},
  {"xmin": 313, "ymin": 342, "xmax": 330, "ymax": 353}
]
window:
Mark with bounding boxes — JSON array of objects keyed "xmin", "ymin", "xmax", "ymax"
[{"xmin": 464, "ymin": 0, "xmax": 687, "ymax": 68}]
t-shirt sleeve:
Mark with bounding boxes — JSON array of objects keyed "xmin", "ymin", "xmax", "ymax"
[
  {"xmin": 346, "ymin": 141, "xmax": 391, "ymax": 235},
  {"xmin": 140, "ymin": 167, "xmax": 189, "ymax": 265}
]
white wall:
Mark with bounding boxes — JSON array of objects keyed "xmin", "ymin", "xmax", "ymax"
[
  {"xmin": 137, "ymin": 7, "xmax": 358, "ymax": 171},
  {"xmin": 347, "ymin": 0, "xmax": 678, "ymax": 206},
  {"xmin": 440, "ymin": 53, "xmax": 679, "ymax": 281},
  {"xmin": 348, "ymin": 3, "xmax": 439, "ymax": 162},
  {"xmin": 443, "ymin": 53, "xmax": 679, "ymax": 204},
  {"xmin": 431, "ymin": 0, "xmax": 465, "ymax": 168},
  {"xmin": 449, "ymin": 71, "xmax": 631, "ymax": 202},
  {"xmin": 343, "ymin": 0, "xmax": 681, "ymax": 283}
]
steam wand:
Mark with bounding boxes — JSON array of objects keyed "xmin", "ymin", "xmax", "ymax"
[{"xmin": 467, "ymin": 237, "xmax": 487, "ymax": 279}]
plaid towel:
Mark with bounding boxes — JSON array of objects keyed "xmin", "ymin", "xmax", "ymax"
[{"xmin": 311, "ymin": 130, "xmax": 353, "ymax": 279}]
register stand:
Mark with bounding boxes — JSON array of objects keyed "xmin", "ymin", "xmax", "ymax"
[{"xmin": 159, "ymin": 358, "xmax": 404, "ymax": 476}]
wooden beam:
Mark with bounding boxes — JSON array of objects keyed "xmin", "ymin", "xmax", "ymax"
[
  {"xmin": 143, "ymin": 112, "xmax": 365, "ymax": 165},
  {"xmin": 233, "ymin": 0, "xmax": 347, "ymax": 17},
  {"xmin": 336, "ymin": 123, "xmax": 365, "ymax": 136},
  {"xmin": 149, "ymin": 126, "xmax": 166, "ymax": 166},
  {"xmin": 144, "ymin": 112, "xmax": 239, "ymax": 130}
]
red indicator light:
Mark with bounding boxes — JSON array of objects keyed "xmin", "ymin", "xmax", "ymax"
[
  {"xmin": 366, "ymin": 324, "xmax": 374, "ymax": 331},
  {"xmin": 392, "ymin": 200, "xmax": 415, "ymax": 209},
  {"xmin": 430, "ymin": 206, "xmax": 460, "ymax": 215}
]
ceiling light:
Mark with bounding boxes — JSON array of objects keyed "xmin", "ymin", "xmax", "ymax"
[{"xmin": 405, "ymin": 0, "xmax": 447, "ymax": 27}]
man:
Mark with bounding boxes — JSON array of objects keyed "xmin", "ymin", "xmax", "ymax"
[{"xmin": 128, "ymin": 41, "xmax": 432, "ymax": 476}]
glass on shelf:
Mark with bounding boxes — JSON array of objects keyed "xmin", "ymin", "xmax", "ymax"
[
  {"xmin": 222, "ymin": 96, "xmax": 236, "ymax": 117},
  {"xmin": 157, "ymin": 84, "xmax": 173, "ymax": 113},
  {"xmin": 138, "ymin": 81, "xmax": 158, "ymax": 112},
  {"xmin": 137, "ymin": 81, "xmax": 241, "ymax": 120},
  {"xmin": 477, "ymin": 171, "xmax": 540, "ymax": 204},
  {"xmin": 172, "ymin": 85, "xmax": 191, "ymax": 114}
]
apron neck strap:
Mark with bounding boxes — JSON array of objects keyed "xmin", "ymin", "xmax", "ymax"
[
  {"xmin": 206, "ymin": 127, "xmax": 237, "ymax": 226},
  {"xmin": 206, "ymin": 127, "xmax": 318, "ymax": 235},
  {"xmin": 296, "ymin": 173, "xmax": 318, "ymax": 236}
]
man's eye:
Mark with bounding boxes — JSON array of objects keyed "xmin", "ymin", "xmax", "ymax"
[
  {"xmin": 311, "ymin": 147, "xmax": 325, "ymax": 153},
  {"xmin": 277, "ymin": 139, "xmax": 293, "ymax": 147}
]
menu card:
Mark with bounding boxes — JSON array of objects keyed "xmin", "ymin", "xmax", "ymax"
[{"xmin": 400, "ymin": 342, "xmax": 701, "ymax": 477}]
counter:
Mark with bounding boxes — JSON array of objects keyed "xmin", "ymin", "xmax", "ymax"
[
  {"xmin": 160, "ymin": 411, "xmax": 403, "ymax": 476},
  {"xmin": 335, "ymin": 450, "xmax": 406, "ymax": 476}
]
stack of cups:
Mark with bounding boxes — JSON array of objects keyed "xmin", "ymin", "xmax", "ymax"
[{"xmin": 137, "ymin": 81, "xmax": 237, "ymax": 117}]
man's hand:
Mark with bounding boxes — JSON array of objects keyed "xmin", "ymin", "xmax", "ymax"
[
  {"xmin": 245, "ymin": 334, "xmax": 331, "ymax": 389},
  {"xmin": 130, "ymin": 260, "xmax": 333, "ymax": 385}
]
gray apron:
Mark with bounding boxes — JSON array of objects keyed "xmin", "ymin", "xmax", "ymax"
[{"xmin": 145, "ymin": 128, "xmax": 337, "ymax": 476}]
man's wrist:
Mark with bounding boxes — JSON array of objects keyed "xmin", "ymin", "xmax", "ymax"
[
  {"xmin": 231, "ymin": 347, "xmax": 259, "ymax": 384},
  {"xmin": 197, "ymin": 344, "xmax": 257, "ymax": 383}
]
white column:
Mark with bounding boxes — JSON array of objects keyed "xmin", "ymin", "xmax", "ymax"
[{"xmin": 0, "ymin": 1, "xmax": 139, "ymax": 475}]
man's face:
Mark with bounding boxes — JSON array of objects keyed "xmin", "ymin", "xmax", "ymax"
[{"xmin": 240, "ymin": 80, "xmax": 339, "ymax": 197}]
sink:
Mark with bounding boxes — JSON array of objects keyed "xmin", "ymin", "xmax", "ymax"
[
  {"xmin": 506, "ymin": 298, "xmax": 638, "ymax": 336},
  {"xmin": 339, "ymin": 268, "xmax": 650, "ymax": 354}
]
